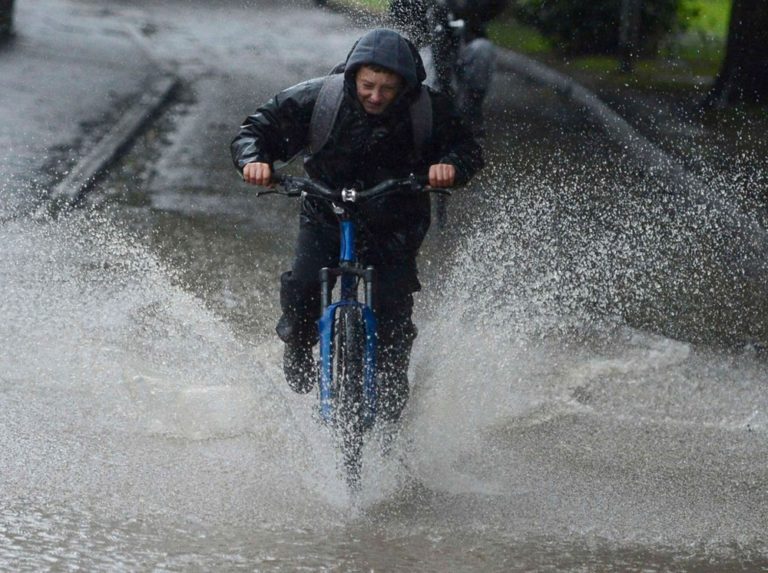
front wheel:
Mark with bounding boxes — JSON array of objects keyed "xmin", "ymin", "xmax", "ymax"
[{"xmin": 332, "ymin": 306, "xmax": 367, "ymax": 488}]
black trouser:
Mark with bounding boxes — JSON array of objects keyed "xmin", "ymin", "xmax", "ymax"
[{"xmin": 277, "ymin": 223, "xmax": 419, "ymax": 422}]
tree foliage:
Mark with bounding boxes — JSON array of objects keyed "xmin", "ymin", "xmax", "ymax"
[{"xmin": 511, "ymin": 0, "xmax": 693, "ymax": 55}]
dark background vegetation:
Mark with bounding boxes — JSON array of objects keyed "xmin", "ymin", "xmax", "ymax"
[{"xmin": 344, "ymin": 0, "xmax": 768, "ymax": 109}]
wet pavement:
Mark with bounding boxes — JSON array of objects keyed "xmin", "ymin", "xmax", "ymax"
[
  {"xmin": 2, "ymin": 0, "xmax": 768, "ymax": 570},
  {"xmin": 0, "ymin": 0, "xmax": 163, "ymax": 218}
]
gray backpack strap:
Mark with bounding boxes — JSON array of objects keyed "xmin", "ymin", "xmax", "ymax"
[
  {"xmin": 410, "ymin": 85, "xmax": 432, "ymax": 159},
  {"xmin": 308, "ymin": 73, "xmax": 345, "ymax": 155}
]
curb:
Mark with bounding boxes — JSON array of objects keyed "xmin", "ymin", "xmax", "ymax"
[
  {"xmin": 48, "ymin": 74, "xmax": 179, "ymax": 208},
  {"xmin": 47, "ymin": 20, "xmax": 179, "ymax": 210},
  {"xmin": 493, "ymin": 49, "xmax": 687, "ymax": 182}
]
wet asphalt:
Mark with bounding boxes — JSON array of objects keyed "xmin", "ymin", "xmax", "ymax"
[{"xmin": 2, "ymin": 0, "xmax": 768, "ymax": 570}]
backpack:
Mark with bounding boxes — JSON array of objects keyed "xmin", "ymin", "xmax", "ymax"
[{"xmin": 307, "ymin": 70, "xmax": 433, "ymax": 160}]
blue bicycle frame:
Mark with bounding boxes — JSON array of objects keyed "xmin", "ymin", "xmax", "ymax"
[
  {"xmin": 316, "ymin": 218, "xmax": 378, "ymax": 428},
  {"xmin": 255, "ymin": 173, "xmax": 449, "ymax": 488},
  {"xmin": 260, "ymin": 173, "xmax": 446, "ymax": 434}
]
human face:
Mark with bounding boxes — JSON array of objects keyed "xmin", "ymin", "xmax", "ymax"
[{"xmin": 355, "ymin": 66, "xmax": 403, "ymax": 115}]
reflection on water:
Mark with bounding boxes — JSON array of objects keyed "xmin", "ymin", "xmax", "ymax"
[
  {"xmin": 2, "ymin": 498, "xmax": 763, "ymax": 572},
  {"xmin": 2, "ymin": 199, "xmax": 767, "ymax": 570}
]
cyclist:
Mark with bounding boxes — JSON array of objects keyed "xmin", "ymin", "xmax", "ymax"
[
  {"xmin": 231, "ymin": 28, "xmax": 483, "ymax": 424},
  {"xmin": 389, "ymin": 0, "xmax": 508, "ymax": 136}
]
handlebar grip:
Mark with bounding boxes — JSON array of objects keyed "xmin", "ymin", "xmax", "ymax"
[{"xmin": 411, "ymin": 174, "xmax": 451, "ymax": 196}]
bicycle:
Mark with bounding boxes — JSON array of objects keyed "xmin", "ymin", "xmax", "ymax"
[{"xmin": 257, "ymin": 173, "xmax": 450, "ymax": 489}]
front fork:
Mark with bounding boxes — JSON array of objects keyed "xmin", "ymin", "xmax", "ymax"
[{"xmin": 317, "ymin": 265, "xmax": 378, "ymax": 428}]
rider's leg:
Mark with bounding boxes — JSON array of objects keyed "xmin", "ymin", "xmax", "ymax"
[
  {"xmin": 375, "ymin": 289, "xmax": 417, "ymax": 423},
  {"xmin": 429, "ymin": 13, "xmax": 460, "ymax": 97},
  {"xmin": 277, "ymin": 224, "xmax": 337, "ymax": 394},
  {"xmin": 276, "ymin": 270, "xmax": 319, "ymax": 343},
  {"xmin": 431, "ymin": 41, "xmax": 457, "ymax": 96},
  {"xmin": 277, "ymin": 270, "xmax": 320, "ymax": 394},
  {"xmin": 455, "ymin": 37, "xmax": 496, "ymax": 136}
]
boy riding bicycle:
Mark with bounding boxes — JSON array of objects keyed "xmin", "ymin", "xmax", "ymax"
[{"xmin": 231, "ymin": 28, "xmax": 483, "ymax": 424}]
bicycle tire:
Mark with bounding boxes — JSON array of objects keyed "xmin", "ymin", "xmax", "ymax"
[{"xmin": 332, "ymin": 305, "xmax": 366, "ymax": 488}]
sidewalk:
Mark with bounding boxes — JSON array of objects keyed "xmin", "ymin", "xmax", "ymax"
[{"xmin": 0, "ymin": 0, "xmax": 167, "ymax": 218}]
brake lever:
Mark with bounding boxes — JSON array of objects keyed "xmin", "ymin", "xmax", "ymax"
[
  {"xmin": 254, "ymin": 183, "xmax": 300, "ymax": 197},
  {"xmin": 254, "ymin": 189, "xmax": 280, "ymax": 197}
]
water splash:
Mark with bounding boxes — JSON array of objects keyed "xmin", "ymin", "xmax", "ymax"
[{"xmin": 0, "ymin": 210, "xmax": 351, "ymax": 534}]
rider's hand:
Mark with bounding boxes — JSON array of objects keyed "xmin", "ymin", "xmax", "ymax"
[
  {"xmin": 242, "ymin": 162, "xmax": 272, "ymax": 186},
  {"xmin": 428, "ymin": 163, "xmax": 456, "ymax": 188}
]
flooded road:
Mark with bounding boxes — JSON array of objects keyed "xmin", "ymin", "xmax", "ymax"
[{"xmin": 2, "ymin": 0, "xmax": 767, "ymax": 570}]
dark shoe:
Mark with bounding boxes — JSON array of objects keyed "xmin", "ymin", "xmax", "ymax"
[{"xmin": 283, "ymin": 341, "xmax": 316, "ymax": 394}]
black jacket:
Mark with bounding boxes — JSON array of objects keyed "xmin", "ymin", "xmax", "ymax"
[{"xmin": 231, "ymin": 28, "xmax": 483, "ymax": 260}]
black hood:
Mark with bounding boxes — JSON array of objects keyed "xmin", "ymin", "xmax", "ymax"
[{"xmin": 343, "ymin": 28, "xmax": 427, "ymax": 92}]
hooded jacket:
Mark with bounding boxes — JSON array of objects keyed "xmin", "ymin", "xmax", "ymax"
[{"xmin": 231, "ymin": 28, "xmax": 483, "ymax": 263}]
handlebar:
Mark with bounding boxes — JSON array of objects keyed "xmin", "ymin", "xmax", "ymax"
[{"xmin": 254, "ymin": 173, "xmax": 451, "ymax": 203}]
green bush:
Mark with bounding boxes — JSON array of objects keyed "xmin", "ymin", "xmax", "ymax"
[{"xmin": 511, "ymin": 0, "xmax": 695, "ymax": 55}]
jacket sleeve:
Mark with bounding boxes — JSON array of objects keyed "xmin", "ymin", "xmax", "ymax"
[
  {"xmin": 429, "ymin": 89, "xmax": 485, "ymax": 186},
  {"xmin": 230, "ymin": 78, "xmax": 323, "ymax": 171}
]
